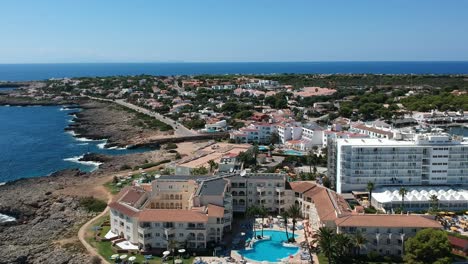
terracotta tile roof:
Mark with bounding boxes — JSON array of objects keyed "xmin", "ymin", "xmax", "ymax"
[
  {"xmin": 449, "ymin": 236, "xmax": 468, "ymax": 250},
  {"xmin": 112, "ymin": 186, "xmax": 131, "ymax": 202},
  {"xmin": 120, "ymin": 188, "xmax": 146, "ymax": 206},
  {"xmin": 141, "ymin": 184, "xmax": 152, "ymax": 192},
  {"xmin": 352, "ymin": 123, "xmax": 393, "ymax": 137},
  {"xmin": 335, "ymin": 215, "xmax": 442, "ymax": 228},
  {"xmin": 290, "ymin": 181, "xmax": 316, "ymax": 193},
  {"xmin": 138, "ymin": 209, "xmax": 208, "ymax": 222},
  {"xmin": 207, "ymin": 204, "xmax": 225, "ymax": 217},
  {"xmin": 109, "ymin": 202, "xmax": 139, "ymax": 217},
  {"xmin": 310, "ymin": 188, "xmax": 342, "ymax": 221}
]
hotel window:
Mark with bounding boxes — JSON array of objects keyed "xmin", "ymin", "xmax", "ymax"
[{"xmin": 155, "ymin": 233, "xmax": 160, "ymax": 236}]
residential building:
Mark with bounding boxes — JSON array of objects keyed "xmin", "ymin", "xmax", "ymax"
[
  {"xmin": 175, "ymin": 143, "xmax": 252, "ymax": 175},
  {"xmin": 202, "ymin": 119, "xmax": 227, "ymax": 133},
  {"xmin": 229, "ymin": 122, "xmax": 276, "ymax": 144},
  {"xmin": 328, "ymin": 133, "xmax": 468, "ymax": 193},
  {"xmin": 335, "ymin": 214, "xmax": 442, "ymax": 256}
]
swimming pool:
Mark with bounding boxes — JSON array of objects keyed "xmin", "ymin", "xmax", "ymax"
[
  {"xmin": 283, "ymin": 149, "xmax": 306, "ymax": 156},
  {"xmin": 237, "ymin": 230, "xmax": 299, "ymax": 262}
]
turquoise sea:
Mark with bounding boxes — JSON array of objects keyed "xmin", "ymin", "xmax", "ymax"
[{"xmin": 0, "ymin": 105, "xmax": 147, "ymax": 183}]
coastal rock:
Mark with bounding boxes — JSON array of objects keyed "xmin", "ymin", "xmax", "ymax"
[{"xmin": 80, "ymin": 153, "xmax": 111, "ymax": 163}]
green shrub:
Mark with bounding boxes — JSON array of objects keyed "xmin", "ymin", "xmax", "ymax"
[
  {"xmin": 80, "ymin": 197, "xmax": 107, "ymax": 213},
  {"xmin": 120, "ymin": 164, "xmax": 131, "ymax": 170},
  {"xmin": 165, "ymin": 142, "xmax": 178, "ymax": 150},
  {"xmin": 133, "ymin": 159, "xmax": 170, "ymax": 170}
]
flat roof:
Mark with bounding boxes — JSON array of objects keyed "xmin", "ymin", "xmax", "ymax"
[{"xmin": 197, "ymin": 178, "xmax": 228, "ymax": 196}]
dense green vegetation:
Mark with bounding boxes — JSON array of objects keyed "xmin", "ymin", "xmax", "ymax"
[
  {"xmin": 79, "ymin": 197, "xmax": 107, "ymax": 212},
  {"xmin": 404, "ymin": 229, "xmax": 452, "ymax": 264},
  {"xmin": 133, "ymin": 159, "xmax": 171, "ymax": 170},
  {"xmin": 401, "ymin": 92, "xmax": 468, "ymax": 112}
]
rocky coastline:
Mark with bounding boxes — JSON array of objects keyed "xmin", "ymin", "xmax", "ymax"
[{"xmin": 0, "ymin": 89, "xmax": 178, "ymax": 263}]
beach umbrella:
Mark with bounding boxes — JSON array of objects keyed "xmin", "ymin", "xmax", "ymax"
[
  {"xmin": 119, "ymin": 254, "xmax": 128, "ymax": 260},
  {"xmin": 178, "ymin": 249, "xmax": 186, "ymax": 254},
  {"xmin": 465, "ymin": 211, "xmax": 468, "ymax": 215},
  {"xmin": 128, "ymin": 256, "xmax": 136, "ymax": 262},
  {"xmin": 110, "ymin": 254, "xmax": 119, "ymax": 260},
  {"xmin": 241, "ymin": 232, "xmax": 246, "ymax": 236},
  {"xmin": 163, "ymin": 251, "xmax": 171, "ymax": 256}
]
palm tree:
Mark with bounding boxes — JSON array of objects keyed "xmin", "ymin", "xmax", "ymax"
[
  {"xmin": 252, "ymin": 143, "xmax": 259, "ymax": 165},
  {"xmin": 429, "ymin": 194, "xmax": 439, "ymax": 213},
  {"xmin": 287, "ymin": 204, "xmax": 302, "ymax": 242},
  {"xmin": 208, "ymin": 159, "xmax": 217, "ymax": 173},
  {"xmin": 353, "ymin": 231, "xmax": 367, "ymax": 256},
  {"xmin": 334, "ymin": 233, "xmax": 353, "ymax": 262},
  {"xmin": 366, "ymin": 181, "xmax": 375, "ymax": 207},
  {"xmin": 399, "ymin": 187, "xmax": 408, "ymax": 213},
  {"xmin": 167, "ymin": 239, "xmax": 179, "ymax": 264},
  {"xmin": 307, "ymin": 150, "xmax": 315, "ymax": 175},
  {"xmin": 316, "ymin": 227, "xmax": 334, "ymax": 263},
  {"xmin": 246, "ymin": 205, "xmax": 259, "ymax": 237},
  {"xmin": 280, "ymin": 210, "xmax": 290, "ymax": 241},
  {"xmin": 257, "ymin": 206, "xmax": 268, "ymax": 237}
]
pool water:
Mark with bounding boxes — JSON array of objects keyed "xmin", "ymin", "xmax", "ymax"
[
  {"xmin": 283, "ymin": 149, "xmax": 305, "ymax": 156},
  {"xmin": 237, "ymin": 230, "xmax": 299, "ymax": 262}
]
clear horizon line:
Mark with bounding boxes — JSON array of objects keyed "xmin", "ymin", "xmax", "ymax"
[{"xmin": 1, "ymin": 60, "xmax": 468, "ymax": 65}]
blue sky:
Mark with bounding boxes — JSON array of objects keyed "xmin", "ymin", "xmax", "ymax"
[{"xmin": 1, "ymin": 0, "xmax": 467, "ymax": 63}]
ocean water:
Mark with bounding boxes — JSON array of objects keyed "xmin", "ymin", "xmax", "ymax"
[
  {"xmin": 0, "ymin": 105, "xmax": 148, "ymax": 183},
  {"xmin": 0, "ymin": 61, "xmax": 468, "ymax": 81},
  {"xmin": 0, "ymin": 86, "xmax": 17, "ymax": 91}
]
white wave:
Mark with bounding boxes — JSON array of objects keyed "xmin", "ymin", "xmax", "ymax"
[
  {"xmin": 4, "ymin": 105, "xmax": 10, "ymax": 107},
  {"xmin": 63, "ymin": 155, "xmax": 102, "ymax": 170},
  {"xmin": 97, "ymin": 141, "xmax": 107, "ymax": 149},
  {"xmin": 60, "ymin": 107, "xmax": 73, "ymax": 111},
  {"xmin": 0, "ymin": 182, "xmax": 5, "ymax": 186},
  {"xmin": 65, "ymin": 130, "xmax": 77, "ymax": 137},
  {"xmin": 107, "ymin": 145, "xmax": 128, "ymax": 150},
  {"xmin": 77, "ymin": 143, "xmax": 89, "ymax": 146},
  {"xmin": 0, "ymin": 213, "xmax": 16, "ymax": 223},
  {"xmin": 75, "ymin": 137, "xmax": 95, "ymax": 142}
]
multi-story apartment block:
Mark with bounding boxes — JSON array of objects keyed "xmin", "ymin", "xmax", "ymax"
[
  {"xmin": 276, "ymin": 123, "xmax": 302, "ymax": 144},
  {"xmin": 229, "ymin": 122, "xmax": 276, "ymax": 144},
  {"xmin": 336, "ymin": 215, "xmax": 442, "ymax": 256},
  {"xmin": 328, "ymin": 133, "xmax": 468, "ymax": 193},
  {"xmin": 110, "ymin": 173, "xmax": 442, "ymax": 257},
  {"xmin": 110, "ymin": 173, "xmax": 293, "ymax": 251},
  {"xmin": 289, "ymin": 181, "xmax": 442, "ymax": 257}
]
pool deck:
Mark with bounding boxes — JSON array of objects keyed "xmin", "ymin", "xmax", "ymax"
[{"xmin": 227, "ymin": 218, "xmax": 319, "ymax": 264}]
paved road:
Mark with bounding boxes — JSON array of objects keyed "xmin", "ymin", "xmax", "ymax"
[
  {"xmin": 114, "ymin": 99, "xmax": 196, "ymax": 137},
  {"xmin": 85, "ymin": 95, "xmax": 197, "ymax": 137}
]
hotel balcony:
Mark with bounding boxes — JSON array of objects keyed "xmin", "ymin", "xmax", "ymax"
[{"xmin": 187, "ymin": 224, "xmax": 205, "ymax": 230}]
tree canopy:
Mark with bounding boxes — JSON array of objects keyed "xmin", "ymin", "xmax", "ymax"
[{"xmin": 404, "ymin": 228, "xmax": 452, "ymax": 264}]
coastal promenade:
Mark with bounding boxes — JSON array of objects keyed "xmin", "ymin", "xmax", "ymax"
[{"xmin": 85, "ymin": 95, "xmax": 197, "ymax": 137}]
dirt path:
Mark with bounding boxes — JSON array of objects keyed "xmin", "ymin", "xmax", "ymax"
[{"xmin": 71, "ymin": 167, "xmax": 165, "ymax": 262}]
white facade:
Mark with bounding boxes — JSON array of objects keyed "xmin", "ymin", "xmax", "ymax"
[
  {"xmin": 372, "ymin": 186, "xmax": 468, "ymax": 212},
  {"xmin": 328, "ymin": 133, "xmax": 468, "ymax": 193},
  {"xmin": 230, "ymin": 123, "xmax": 276, "ymax": 144}
]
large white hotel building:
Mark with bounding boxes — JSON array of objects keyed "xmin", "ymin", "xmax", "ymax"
[{"xmin": 328, "ymin": 133, "xmax": 468, "ymax": 194}]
